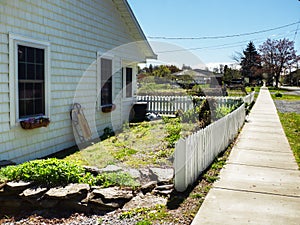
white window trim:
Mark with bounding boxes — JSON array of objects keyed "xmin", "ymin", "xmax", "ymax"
[
  {"xmin": 9, "ymin": 33, "xmax": 51, "ymax": 127},
  {"xmin": 96, "ymin": 51, "xmax": 115, "ymax": 110}
]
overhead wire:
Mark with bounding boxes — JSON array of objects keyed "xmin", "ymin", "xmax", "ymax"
[
  {"xmin": 155, "ymin": 29, "xmax": 298, "ymax": 54},
  {"xmin": 148, "ymin": 21, "xmax": 300, "ymax": 40}
]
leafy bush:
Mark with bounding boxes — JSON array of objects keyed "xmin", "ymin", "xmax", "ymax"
[
  {"xmin": 0, "ymin": 158, "xmax": 86, "ymax": 186},
  {"xmin": 165, "ymin": 118, "xmax": 182, "ymax": 147},
  {"xmin": 215, "ymin": 106, "xmax": 234, "ymax": 119},
  {"xmin": 0, "ymin": 158, "xmax": 139, "ymax": 188},
  {"xmin": 275, "ymin": 91, "xmax": 283, "ymax": 97}
]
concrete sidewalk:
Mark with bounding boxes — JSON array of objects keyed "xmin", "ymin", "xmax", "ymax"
[{"xmin": 191, "ymin": 88, "xmax": 300, "ymax": 225}]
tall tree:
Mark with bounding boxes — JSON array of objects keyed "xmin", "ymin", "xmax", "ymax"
[
  {"xmin": 240, "ymin": 41, "xmax": 261, "ymax": 84},
  {"xmin": 259, "ymin": 38, "xmax": 299, "ymax": 87}
]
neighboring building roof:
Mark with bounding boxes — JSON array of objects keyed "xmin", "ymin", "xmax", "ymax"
[{"xmin": 112, "ymin": 0, "xmax": 157, "ymax": 60}]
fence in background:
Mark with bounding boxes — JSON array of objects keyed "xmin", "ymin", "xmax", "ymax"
[{"xmin": 137, "ymin": 92, "xmax": 255, "ymax": 115}]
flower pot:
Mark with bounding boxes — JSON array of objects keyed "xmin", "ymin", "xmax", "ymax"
[
  {"xmin": 20, "ymin": 117, "xmax": 50, "ymax": 129},
  {"xmin": 101, "ymin": 104, "xmax": 116, "ymax": 113}
]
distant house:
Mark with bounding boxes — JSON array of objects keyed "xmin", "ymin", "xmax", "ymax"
[
  {"xmin": 0, "ymin": 0, "xmax": 156, "ymax": 163},
  {"xmin": 173, "ymin": 69, "xmax": 210, "ymax": 85}
]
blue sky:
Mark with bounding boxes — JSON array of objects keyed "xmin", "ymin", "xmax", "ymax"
[{"xmin": 127, "ymin": 0, "xmax": 300, "ymax": 69}]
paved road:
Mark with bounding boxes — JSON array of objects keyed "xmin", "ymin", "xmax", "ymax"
[{"xmin": 191, "ymin": 88, "xmax": 300, "ymax": 225}]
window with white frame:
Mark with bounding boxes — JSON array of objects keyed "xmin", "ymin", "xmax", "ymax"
[{"xmin": 9, "ymin": 33, "xmax": 50, "ymax": 125}]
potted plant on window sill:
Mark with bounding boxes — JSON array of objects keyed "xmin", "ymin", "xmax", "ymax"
[
  {"xmin": 20, "ymin": 116, "xmax": 50, "ymax": 129},
  {"xmin": 101, "ymin": 104, "xmax": 116, "ymax": 113}
]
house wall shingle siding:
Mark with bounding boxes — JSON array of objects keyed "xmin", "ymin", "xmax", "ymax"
[{"xmin": 0, "ymin": 0, "xmax": 149, "ymax": 163}]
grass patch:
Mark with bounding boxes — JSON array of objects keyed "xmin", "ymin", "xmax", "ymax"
[
  {"xmin": 65, "ymin": 120, "xmax": 175, "ymax": 169},
  {"xmin": 278, "ymin": 112, "xmax": 300, "ymax": 168},
  {"xmin": 271, "ymin": 93, "xmax": 300, "ymax": 101}
]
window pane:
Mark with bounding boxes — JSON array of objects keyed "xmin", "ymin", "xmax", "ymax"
[
  {"xmin": 24, "ymin": 83, "xmax": 34, "ymax": 99},
  {"xmin": 35, "ymin": 99, "xmax": 44, "ymax": 115},
  {"xmin": 25, "ymin": 100, "xmax": 34, "ymax": 116},
  {"xmin": 18, "ymin": 62, "xmax": 26, "ymax": 79},
  {"xmin": 18, "ymin": 83, "xmax": 25, "ymax": 99},
  {"xmin": 35, "ymin": 48, "xmax": 44, "ymax": 64},
  {"xmin": 26, "ymin": 47, "xmax": 35, "ymax": 63},
  {"xmin": 36, "ymin": 65, "xmax": 44, "ymax": 80},
  {"xmin": 34, "ymin": 83, "xmax": 44, "ymax": 98},
  {"xmin": 27, "ymin": 63, "xmax": 35, "ymax": 80}
]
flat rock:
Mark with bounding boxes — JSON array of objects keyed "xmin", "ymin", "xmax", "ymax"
[
  {"xmin": 126, "ymin": 168, "xmax": 141, "ymax": 179},
  {"xmin": 91, "ymin": 187, "xmax": 133, "ymax": 201},
  {"xmin": 123, "ymin": 193, "xmax": 167, "ymax": 210},
  {"xmin": 45, "ymin": 183, "xmax": 90, "ymax": 200},
  {"xmin": 21, "ymin": 187, "xmax": 47, "ymax": 198},
  {"xmin": 5, "ymin": 181, "xmax": 32, "ymax": 192},
  {"xmin": 100, "ymin": 165, "xmax": 123, "ymax": 173},
  {"xmin": 89, "ymin": 198, "xmax": 121, "ymax": 211},
  {"xmin": 153, "ymin": 189, "xmax": 173, "ymax": 196},
  {"xmin": 149, "ymin": 167, "xmax": 174, "ymax": 184},
  {"xmin": 141, "ymin": 181, "xmax": 157, "ymax": 194},
  {"xmin": 154, "ymin": 184, "xmax": 174, "ymax": 191}
]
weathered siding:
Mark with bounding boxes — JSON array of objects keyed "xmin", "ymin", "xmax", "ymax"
[{"xmin": 0, "ymin": 0, "xmax": 146, "ymax": 163}]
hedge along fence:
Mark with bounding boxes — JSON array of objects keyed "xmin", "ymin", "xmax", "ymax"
[
  {"xmin": 174, "ymin": 103, "xmax": 246, "ymax": 192},
  {"xmin": 136, "ymin": 92, "xmax": 255, "ymax": 115}
]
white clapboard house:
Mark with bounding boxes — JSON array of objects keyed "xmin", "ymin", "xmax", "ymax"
[{"xmin": 0, "ymin": 0, "xmax": 156, "ymax": 163}]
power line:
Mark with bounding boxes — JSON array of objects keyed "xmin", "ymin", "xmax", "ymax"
[
  {"xmin": 155, "ymin": 29, "xmax": 297, "ymax": 54},
  {"xmin": 148, "ymin": 21, "xmax": 300, "ymax": 40}
]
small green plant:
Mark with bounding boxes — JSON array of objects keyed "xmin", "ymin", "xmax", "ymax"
[
  {"xmin": 274, "ymin": 91, "xmax": 283, "ymax": 97},
  {"xmin": 113, "ymin": 147, "xmax": 138, "ymax": 161},
  {"xmin": 96, "ymin": 172, "xmax": 140, "ymax": 188},
  {"xmin": 165, "ymin": 118, "xmax": 182, "ymax": 147},
  {"xmin": 100, "ymin": 127, "xmax": 115, "ymax": 140}
]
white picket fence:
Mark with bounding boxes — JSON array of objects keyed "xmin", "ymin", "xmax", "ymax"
[
  {"xmin": 136, "ymin": 96, "xmax": 193, "ymax": 115},
  {"xmin": 243, "ymin": 91, "xmax": 255, "ymax": 104},
  {"xmin": 174, "ymin": 103, "xmax": 246, "ymax": 192},
  {"xmin": 136, "ymin": 92, "xmax": 255, "ymax": 115}
]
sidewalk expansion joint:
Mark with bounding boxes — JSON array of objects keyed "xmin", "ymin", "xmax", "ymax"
[
  {"xmin": 234, "ymin": 147, "xmax": 293, "ymax": 154},
  {"xmin": 227, "ymin": 162, "xmax": 299, "ymax": 172},
  {"xmin": 214, "ymin": 187, "xmax": 300, "ymax": 199}
]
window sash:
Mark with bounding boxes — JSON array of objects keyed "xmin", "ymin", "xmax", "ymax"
[
  {"xmin": 17, "ymin": 45, "xmax": 45, "ymax": 118},
  {"xmin": 125, "ymin": 67, "xmax": 133, "ymax": 98},
  {"xmin": 101, "ymin": 58, "xmax": 113, "ymax": 105}
]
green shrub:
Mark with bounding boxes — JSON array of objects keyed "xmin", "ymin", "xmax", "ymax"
[
  {"xmin": 0, "ymin": 158, "xmax": 85, "ymax": 186},
  {"xmin": 275, "ymin": 91, "xmax": 283, "ymax": 97},
  {"xmin": 0, "ymin": 158, "xmax": 139, "ymax": 188},
  {"xmin": 165, "ymin": 118, "xmax": 182, "ymax": 147},
  {"xmin": 215, "ymin": 106, "xmax": 234, "ymax": 119}
]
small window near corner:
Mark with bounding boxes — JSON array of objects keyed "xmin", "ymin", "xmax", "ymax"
[
  {"xmin": 125, "ymin": 67, "xmax": 133, "ymax": 98},
  {"xmin": 100, "ymin": 58, "xmax": 113, "ymax": 106}
]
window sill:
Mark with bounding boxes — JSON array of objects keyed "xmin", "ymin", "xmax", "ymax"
[
  {"xmin": 20, "ymin": 116, "xmax": 50, "ymax": 129},
  {"xmin": 101, "ymin": 104, "xmax": 116, "ymax": 113}
]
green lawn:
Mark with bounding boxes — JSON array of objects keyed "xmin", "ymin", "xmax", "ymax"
[
  {"xmin": 278, "ymin": 112, "xmax": 300, "ymax": 168},
  {"xmin": 272, "ymin": 93, "xmax": 300, "ymax": 101}
]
